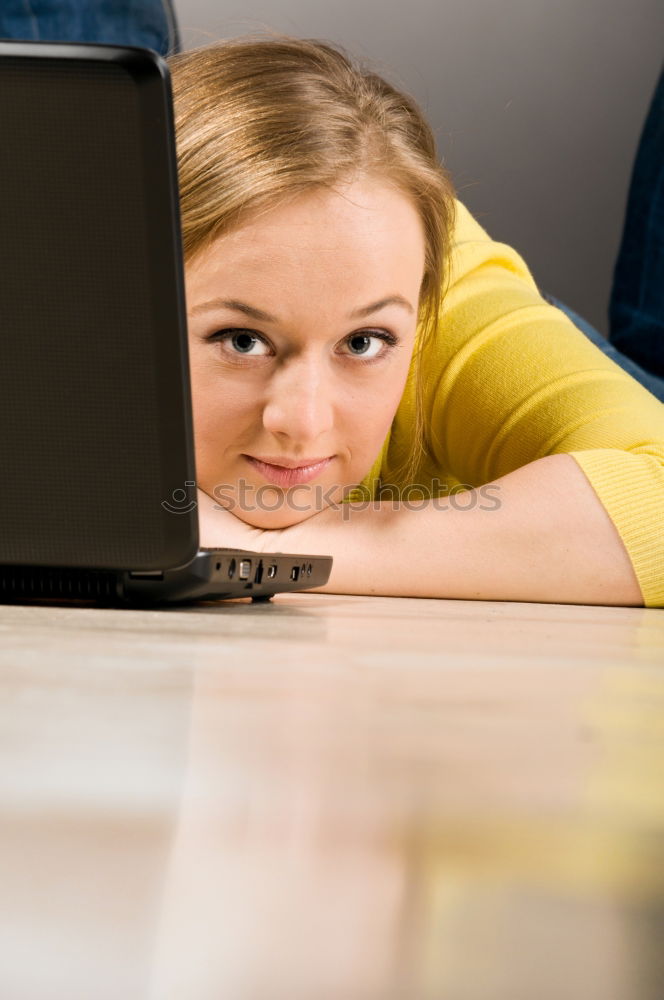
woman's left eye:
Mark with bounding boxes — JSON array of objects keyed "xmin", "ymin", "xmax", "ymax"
[{"xmin": 341, "ymin": 331, "xmax": 397, "ymax": 360}]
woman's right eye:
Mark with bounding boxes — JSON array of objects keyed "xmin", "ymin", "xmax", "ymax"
[{"xmin": 206, "ymin": 328, "xmax": 272, "ymax": 357}]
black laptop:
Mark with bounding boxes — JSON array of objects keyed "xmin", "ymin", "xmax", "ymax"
[{"xmin": 0, "ymin": 39, "xmax": 332, "ymax": 606}]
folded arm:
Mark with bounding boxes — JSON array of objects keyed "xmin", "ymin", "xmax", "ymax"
[{"xmin": 198, "ymin": 452, "xmax": 643, "ymax": 605}]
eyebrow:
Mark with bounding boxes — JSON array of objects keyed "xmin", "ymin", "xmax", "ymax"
[{"xmin": 188, "ymin": 295, "xmax": 414, "ymax": 321}]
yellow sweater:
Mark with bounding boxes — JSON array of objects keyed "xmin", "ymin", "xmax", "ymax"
[{"xmin": 356, "ymin": 198, "xmax": 664, "ymax": 609}]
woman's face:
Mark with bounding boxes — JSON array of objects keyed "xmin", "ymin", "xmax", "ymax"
[{"xmin": 185, "ymin": 177, "xmax": 426, "ymax": 528}]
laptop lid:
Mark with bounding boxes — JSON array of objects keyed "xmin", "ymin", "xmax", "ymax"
[{"xmin": 0, "ymin": 40, "xmax": 198, "ymax": 573}]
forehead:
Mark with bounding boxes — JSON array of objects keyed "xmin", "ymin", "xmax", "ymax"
[{"xmin": 186, "ymin": 179, "xmax": 426, "ymax": 289}]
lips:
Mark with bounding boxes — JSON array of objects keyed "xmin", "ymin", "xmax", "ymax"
[{"xmin": 243, "ymin": 455, "xmax": 333, "ymax": 487}]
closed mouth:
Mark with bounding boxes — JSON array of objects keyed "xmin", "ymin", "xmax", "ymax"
[
  {"xmin": 245, "ymin": 455, "xmax": 333, "ymax": 470},
  {"xmin": 243, "ymin": 454, "xmax": 334, "ymax": 487}
]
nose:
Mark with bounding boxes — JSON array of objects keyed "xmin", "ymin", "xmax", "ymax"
[{"xmin": 262, "ymin": 355, "xmax": 334, "ymax": 444}]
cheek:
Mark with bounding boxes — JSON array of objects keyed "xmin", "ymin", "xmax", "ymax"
[
  {"xmin": 345, "ymin": 368, "xmax": 411, "ymax": 452},
  {"xmin": 189, "ymin": 367, "xmax": 258, "ymax": 450}
]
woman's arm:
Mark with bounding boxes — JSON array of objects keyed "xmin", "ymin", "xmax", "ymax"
[
  {"xmin": 407, "ymin": 198, "xmax": 664, "ymax": 608},
  {"xmin": 198, "ymin": 453, "xmax": 644, "ymax": 606}
]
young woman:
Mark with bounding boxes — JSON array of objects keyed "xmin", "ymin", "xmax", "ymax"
[{"xmin": 168, "ymin": 35, "xmax": 664, "ymax": 608}]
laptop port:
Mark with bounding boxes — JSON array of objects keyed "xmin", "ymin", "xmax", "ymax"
[
  {"xmin": 228, "ymin": 558, "xmax": 236, "ymax": 579},
  {"xmin": 239, "ymin": 559, "xmax": 251, "ymax": 580},
  {"xmin": 267, "ymin": 564, "xmax": 277, "ymax": 580},
  {"xmin": 290, "ymin": 565, "xmax": 300, "ymax": 582},
  {"xmin": 254, "ymin": 562, "xmax": 264, "ymax": 584}
]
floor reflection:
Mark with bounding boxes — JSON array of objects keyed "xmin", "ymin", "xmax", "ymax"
[
  {"xmin": 1, "ymin": 600, "xmax": 663, "ymax": 999},
  {"xmin": 147, "ymin": 658, "xmax": 664, "ymax": 1000}
]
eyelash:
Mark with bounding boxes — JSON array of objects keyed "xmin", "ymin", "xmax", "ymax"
[{"xmin": 205, "ymin": 328, "xmax": 399, "ymax": 364}]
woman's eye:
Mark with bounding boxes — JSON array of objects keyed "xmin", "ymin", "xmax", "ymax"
[
  {"xmin": 208, "ymin": 329, "xmax": 271, "ymax": 357},
  {"xmin": 205, "ymin": 327, "xmax": 397, "ymax": 362},
  {"xmin": 342, "ymin": 331, "xmax": 396, "ymax": 360}
]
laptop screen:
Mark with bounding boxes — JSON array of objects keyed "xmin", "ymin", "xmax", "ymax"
[{"xmin": 0, "ymin": 43, "xmax": 198, "ymax": 570}]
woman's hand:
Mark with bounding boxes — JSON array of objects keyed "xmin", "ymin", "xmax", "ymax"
[{"xmin": 196, "ymin": 488, "xmax": 281, "ymax": 553}]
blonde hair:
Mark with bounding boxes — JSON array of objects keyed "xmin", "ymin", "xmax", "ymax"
[{"xmin": 167, "ymin": 32, "xmax": 456, "ymax": 488}]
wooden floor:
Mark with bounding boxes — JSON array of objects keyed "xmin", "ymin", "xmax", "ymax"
[{"xmin": 1, "ymin": 593, "xmax": 663, "ymax": 999}]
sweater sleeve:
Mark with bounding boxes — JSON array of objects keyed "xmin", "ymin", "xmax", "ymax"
[{"xmin": 425, "ymin": 199, "xmax": 664, "ymax": 608}]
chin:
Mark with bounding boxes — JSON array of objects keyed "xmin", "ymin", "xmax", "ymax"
[
  {"xmin": 202, "ymin": 473, "xmax": 351, "ymax": 529},
  {"xmin": 232, "ymin": 505, "xmax": 322, "ymax": 530}
]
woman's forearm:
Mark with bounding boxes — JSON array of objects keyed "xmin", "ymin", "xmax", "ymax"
[{"xmin": 259, "ymin": 453, "xmax": 644, "ymax": 606}]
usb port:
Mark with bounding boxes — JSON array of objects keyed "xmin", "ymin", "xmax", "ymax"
[
  {"xmin": 267, "ymin": 564, "xmax": 277, "ymax": 580},
  {"xmin": 290, "ymin": 565, "xmax": 300, "ymax": 582},
  {"xmin": 239, "ymin": 559, "xmax": 251, "ymax": 580}
]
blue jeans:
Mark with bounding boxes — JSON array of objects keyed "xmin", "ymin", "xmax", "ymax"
[
  {"xmin": 0, "ymin": 0, "xmax": 181, "ymax": 57},
  {"xmin": 540, "ymin": 290, "xmax": 664, "ymax": 403},
  {"xmin": 609, "ymin": 66, "xmax": 664, "ymax": 380}
]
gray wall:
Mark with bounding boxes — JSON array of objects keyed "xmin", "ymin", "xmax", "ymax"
[{"xmin": 174, "ymin": 0, "xmax": 663, "ymax": 337}]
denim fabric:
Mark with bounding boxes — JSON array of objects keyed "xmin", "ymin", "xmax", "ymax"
[
  {"xmin": 609, "ymin": 65, "xmax": 664, "ymax": 378},
  {"xmin": 0, "ymin": 0, "xmax": 181, "ymax": 57},
  {"xmin": 541, "ymin": 289, "xmax": 664, "ymax": 403}
]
